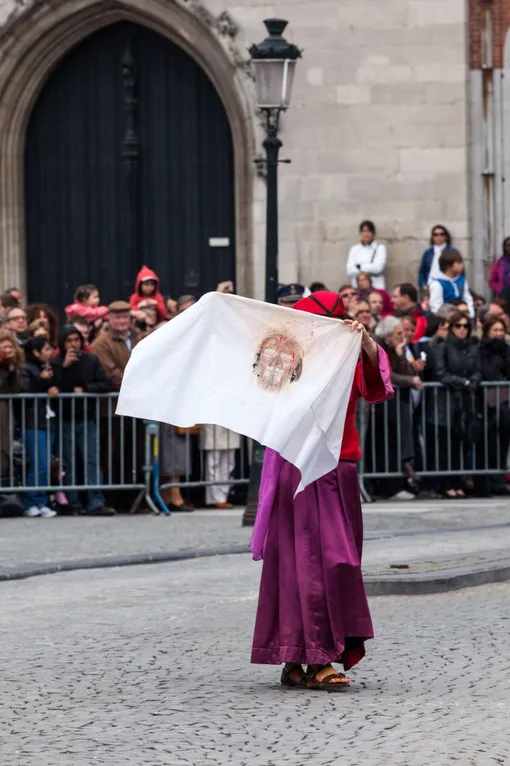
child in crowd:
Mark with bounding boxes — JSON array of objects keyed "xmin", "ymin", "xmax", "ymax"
[
  {"xmin": 429, "ymin": 251, "xmax": 475, "ymax": 318},
  {"xmin": 130, "ymin": 266, "xmax": 168, "ymax": 323},
  {"xmin": 65, "ymin": 284, "xmax": 109, "ymax": 325}
]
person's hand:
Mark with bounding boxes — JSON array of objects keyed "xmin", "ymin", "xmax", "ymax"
[
  {"xmin": 63, "ymin": 350, "xmax": 77, "ymax": 368},
  {"xmin": 94, "ymin": 317, "xmax": 104, "ymax": 329},
  {"xmin": 410, "ymin": 358, "xmax": 426, "ymax": 373},
  {"xmin": 48, "ymin": 386, "xmax": 59, "ymax": 398},
  {"xmin": 395, "ymin": 340, "xmax": 406, "ymax": 357},
  {"xmin": 40, "ymin": 367, "xmax": 53, "ymax": 379},
  {"xmin": 412, "ymin": 376, "xmax": 423, "ymax": 391},
  {"xmin": 344, "ymin": 319, "xmax": 373, "ymax": 349},
  {"xmin": 216, "ymin": 281, "xmax": 234, "ymax": 294},
  {"xmin": 74, "ymin": 386, "xmax": 84, "ymax": 393},
  {"xmin": 138, "ymin": 299, "xmax": 157, "ymax": 308},
  {"xmin": 130, "ymin": 310, "xmax": 146, "ymax": 321}
]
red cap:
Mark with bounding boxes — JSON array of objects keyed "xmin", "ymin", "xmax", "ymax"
[{"xmin": 293, "ymin": 291, "xmax": 346, "ymax": 319}]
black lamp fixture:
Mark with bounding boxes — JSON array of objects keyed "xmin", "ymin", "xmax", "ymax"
[{"xmin": 250, "ymin": 19, "xmax": 301, "ymax": 116}]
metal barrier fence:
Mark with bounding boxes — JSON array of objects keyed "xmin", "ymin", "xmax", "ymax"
[
  {"xmin": 0, "ymin": 392, "xmax": 250, "ymax": 515},
  {"xmin": 358, "ymin": 381, "xmax": 510, "ymax": 499},
  {"xmin": 1, "ymin": 383, "xmax": 509, "ymax": 514}
]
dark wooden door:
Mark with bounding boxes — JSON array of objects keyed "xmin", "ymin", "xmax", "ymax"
[{"xmin": 24, "ymin": 22, "xmax": 235, "ymax": 313}]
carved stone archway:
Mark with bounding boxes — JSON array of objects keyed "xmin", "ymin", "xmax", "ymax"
[{"xmin": 0, "ymin": 0, "xmax": 255, "ymax": 297}]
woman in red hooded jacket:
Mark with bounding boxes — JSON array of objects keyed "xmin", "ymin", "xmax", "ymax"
[
  {"xmin": 130, "ymin": 266, "xmax": 169, "ymax": 324},
  {"xmin": 250, "ymin": 291, "xmax": 393, "ymax": 691}
]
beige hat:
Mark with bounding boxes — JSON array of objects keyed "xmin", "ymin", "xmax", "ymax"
[{"xmin": 108, "ymin": 300, "xmax": 131, "ymax": 314}]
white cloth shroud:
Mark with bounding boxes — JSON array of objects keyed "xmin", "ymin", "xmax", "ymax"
[{"xmin": 116, "ymin": 292, "xmax": 361, "ymax": 494}]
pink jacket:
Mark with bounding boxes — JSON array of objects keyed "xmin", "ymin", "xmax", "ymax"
[
  {"xmin": 64, "ymin": 302, "xmax": 109, "ymax": 323},
  {"xmin": 489, "ymin": 257, "xmax": 508, "ymax": 297}
]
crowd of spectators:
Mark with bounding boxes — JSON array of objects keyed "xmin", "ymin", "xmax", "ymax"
[
  {"xmin": 0, "ymin": 271, "xmax": 241, "ymax": 518},
  {"xmin": 1, "ymin": 221, "xmax": 510, "ymax": 514},
  {"xmin": 323, "ymin": 223, "xmax": 510, "ymax": 501}
]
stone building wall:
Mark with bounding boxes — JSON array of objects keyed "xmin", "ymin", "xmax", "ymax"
[
  {"xmin": 469, "ymin": 0, "xmax": 510, "ymax": 292},
  {"xmin": 207, "ymin": 0, "xmax": 471, "ymax": 293},
  {"xmin": 0, "ymin": 0, "xmax": 471, "ymax": 298}
]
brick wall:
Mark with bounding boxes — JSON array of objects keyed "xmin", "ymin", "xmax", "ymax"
[{"xmin": 470, "ymin": 0, "xmax": 510, "ymax": 69}]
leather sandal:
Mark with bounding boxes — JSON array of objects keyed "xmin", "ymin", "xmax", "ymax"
[
  {"xmin": 306, "ymin": 664, "xmax": 350, "ymax": 691},
  {"xmin": 280, "ymin": 664, "xmax": 316, "ymax": 690}
]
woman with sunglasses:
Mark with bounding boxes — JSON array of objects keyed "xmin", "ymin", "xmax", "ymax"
[
  {"xmin": 418, "ymin": 225, "xmax": 458, "ymax": 289},
  {"xmin": 432, "ymin": 311, "xmax": 481, "ymax": 498},
  {"xmin": 338, "ymin": 285, "xmax": 359, "ymax": 317}
]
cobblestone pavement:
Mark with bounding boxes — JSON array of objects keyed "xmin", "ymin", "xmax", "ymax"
[
  {"xmin": 1, "ymin": 499, "xmax": 510, "ymax": 575},
  {"xmin": 0, "ymin": 555, "xmax": 508, "ymax": 766}
]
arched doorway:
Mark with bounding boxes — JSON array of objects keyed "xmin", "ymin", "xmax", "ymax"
[{"xmin": 24, "ymin": 21, "xmax": 235, "ymax": 311}]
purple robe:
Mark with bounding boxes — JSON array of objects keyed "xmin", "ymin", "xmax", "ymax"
[{"xmin": 250, "ymin": 345, "xmax": 393, "ymax": 671}]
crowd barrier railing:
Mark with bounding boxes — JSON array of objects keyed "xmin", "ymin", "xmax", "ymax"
[
  {"xmin": 358, "ymin": 380, "xmax": 510, "ymax": 499},
  {"xmin": 0, "ymin": 393, "xmax": 250, "ymax": 514},
  {"xmin": 1, "ymin": 383, "xmax": 509, "ymax": 513}
]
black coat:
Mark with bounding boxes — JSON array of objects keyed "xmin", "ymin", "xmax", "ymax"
[
  {"xmin": 478, "ymin": 338, "xmax": 510, "ymax": 409},
  {"xmin": 0, "ymin": 364, "xmax": 23, "ymax": 475},
  {"xmin": 416, "ymin": 338, "xmax": 444, "ymax": 383},
  {"xmin": 53, "ymin": 351, "xmax": 110, "ymax": 420},
  {"xmin": 21, "ymin": 358, "xmax": 56, "ymax": 430},
  {"xmin": 369, "ymin": 340, "xmax": 414, "ymax": 465},
  {"xmin": 431, "ymin": 335, "xmax": 481, "ymax": 423},
  {"xmin": 478, "ymin": 338, "xmax": 510, "ymax": 382}
]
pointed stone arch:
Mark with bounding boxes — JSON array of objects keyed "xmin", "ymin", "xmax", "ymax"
[{"xmin": 0, "ymin": 0, "xmax": 256, "ymax": 296}]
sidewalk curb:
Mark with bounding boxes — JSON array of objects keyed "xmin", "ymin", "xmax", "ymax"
[
  {"xmin": 364, "ymin": 560, "xmax": 510, "ymax": 596},
  {"xmin": 1, "ymin": 546, "xmax": 510, "ymax": 595},
  {"xmin": 0, "ymin": 545, "xmax": 251, "ymax": 582}
]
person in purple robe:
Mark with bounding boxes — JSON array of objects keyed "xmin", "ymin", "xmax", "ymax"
[{"xmin": 250, "ymin": 291, "xmax": 394, "ymax": 691}]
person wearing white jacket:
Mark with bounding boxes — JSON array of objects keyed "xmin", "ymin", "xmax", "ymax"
[
  {"xmin": 346, "ymin": 220, "xmax": 388, "ymax": 290},
  {"xmin": 200, "ymin": 425, "xmax": 241, "ymax": 508}
]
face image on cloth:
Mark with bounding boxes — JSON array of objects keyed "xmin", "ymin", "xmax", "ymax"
[{"xmin": 252, "ymin": 331, "xmax": 304, "ymax": 392}]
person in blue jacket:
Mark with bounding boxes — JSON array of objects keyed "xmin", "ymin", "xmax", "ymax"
[
  {"xmin": 418, "ymin": 225, "xmax": 458, "ymax": 289},
  {"xmin": 429, "ymin": 250, "xmax": 474, "ymax": 318}
]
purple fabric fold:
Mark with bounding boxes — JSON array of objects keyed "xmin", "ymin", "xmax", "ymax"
[
  {"xmin": 250, "ymin": 448, "xmax": 284, "ymax": 561},
  {"xmin": 251, "ymin": 460, "xmax": 373, "ymax": 669}
]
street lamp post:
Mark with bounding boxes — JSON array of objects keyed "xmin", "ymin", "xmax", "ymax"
[
  {"xmin": 250, "ymin": 18, "xmax": 301, "ymax": 303},
  {"xmin": 242, "ymin": 19, "xmax": 301, "ymax": 527}
]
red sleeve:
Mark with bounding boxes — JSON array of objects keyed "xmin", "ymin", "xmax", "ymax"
[
  {"xmin": 413, "ymin": 316, "xmax": 427, "ymax": 343},
  {"xmin": 129, "ymin": 293, "xmax": 140, "ymax": 310},
  {"xmin": 156, "ymin": 294, "xmax": 169, "ymax": 321}
]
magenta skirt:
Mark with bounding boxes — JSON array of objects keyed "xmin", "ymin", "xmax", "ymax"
[{"xmin": 251, "ymin": 460, "xmax": 373, "ymax": 671}]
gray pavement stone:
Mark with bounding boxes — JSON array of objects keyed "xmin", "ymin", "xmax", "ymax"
[
  {"xmin": 0, "ymin": 509, "xmax": 252, "ymax": 569},
  {"xmin": 1, "ymin": 500, "xmax": 510, "ymax": 591},
  {"xmin": 0, "ymin": 556, "xmax": 509, "ymax": 765}
]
